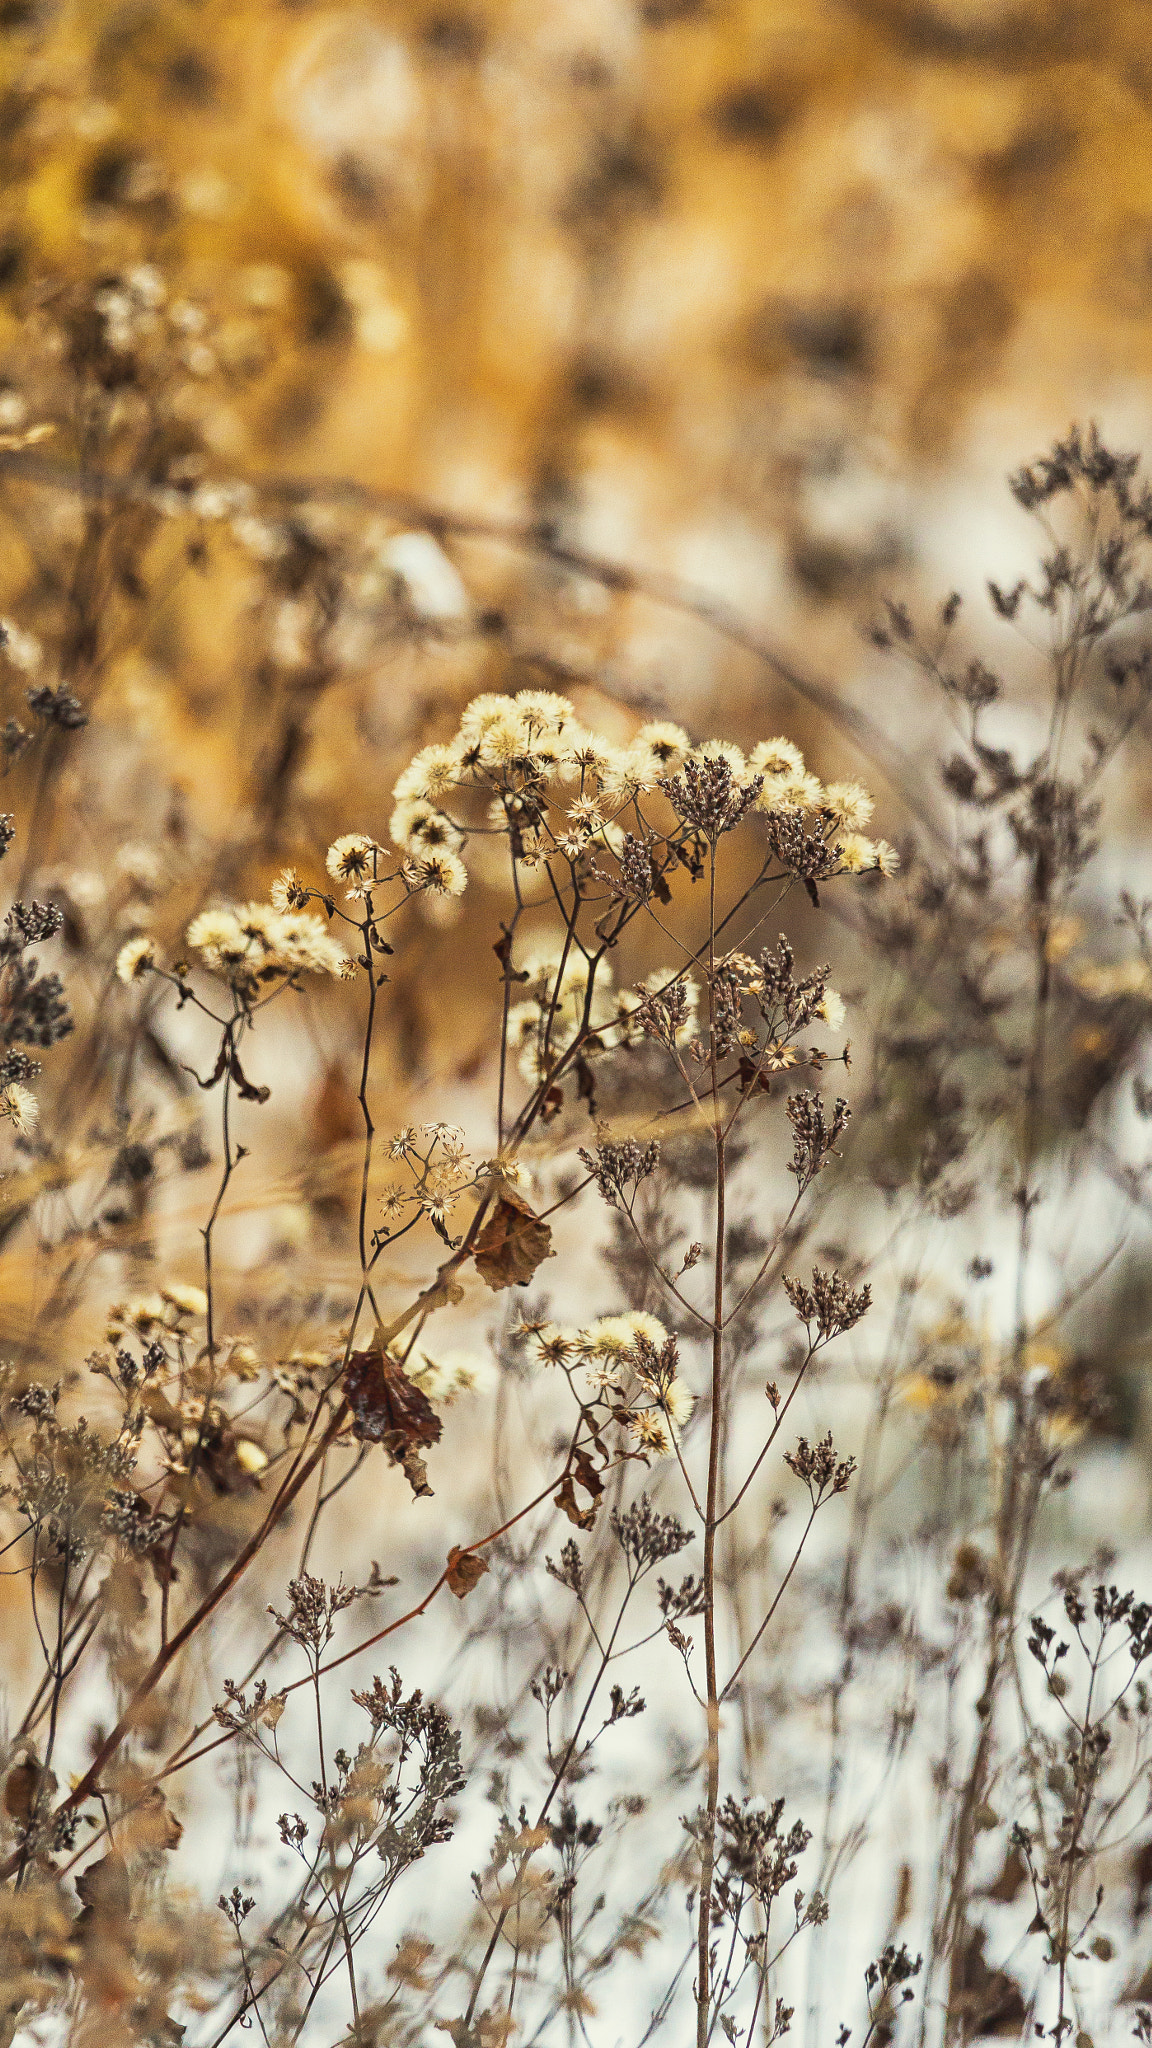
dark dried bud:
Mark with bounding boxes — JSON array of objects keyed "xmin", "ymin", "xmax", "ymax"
[{"xmin": 783, "ymin": 1266, "xmax": 871, "ymax": 1341}]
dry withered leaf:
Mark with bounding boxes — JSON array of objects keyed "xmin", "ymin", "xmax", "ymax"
[
  {"xmin": 344, "ymin": 1349, "xmax": 443, "ymax": 1454},
  {"xmin": 75, "ymin": 1850, "xmax": 131, "ymax": 1926},
  {"xmin": 3, "ymin": 1753, "xmax": 53, "ymax": 1823},
  {"xmin": 473, "ymin": 1188, "xmax": 554, "ymax": 1291},
  {"xmin": 554, "ymin": 1447, "xmax": 604, "ymax": 1530},
  {"xmin": 446, "ymin": 1545, "xmax": 489, "ymax": 1599},
  {"xmin": 400, "ymin": 1445, "xmax": 433, "ymax": 1499}
]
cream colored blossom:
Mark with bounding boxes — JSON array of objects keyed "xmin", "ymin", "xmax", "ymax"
[
  {"xmin": 876, "ymin": 840, "xmax": 900, "ymax": 877},
  {"xmin": 0, "ymin": 1082, "xmax": 38, "ymax": 1134},
  {"xmin": 262, "ymin": 908, "xmax": 349, "ymax": 978},
  {"xmin": 270, "ymin": 868, "xmax": 307, "ymax": 913},
  {"xmin": 325, "ymin": 833, "xmax": 379, "ymax": 899},
  {"xmin": 514, "ymin": 688, "xmax": 576, "ymax": 733},
  {"xmin": 817, "ymin": 990, "xmax": 846, "ymax": 1030},
  {"xmin": 186, "ymin": 903, "xmax": 348, "ymax": 981},
  {"xmin": 389, "ymin": 798, "xmax": 461, "ymax": 851},
  {"xmin": 661, "ymin": 1377, "xmax": 695, "ymax": 1433},
  {"xmin": 409, "ymin": 1346, "xmax": 497, "ymax": 1405},
  {"xmin": 115, "ymin": 935, "xmax": 156, "ymax": 984},
  {"xmin": 757, "ymin": 768, "xmax": 825, "ymax": 814},
  {"xmin": 1074, "ymin": 958, "xmax": 1152, "ymax": 1001},
  {"xmin": 694, "ymin": 738, "xmax": 748, "ymax": 782},
  {"xmin": 186, "ymin": 909, "xmax": 254, "ymax": 974},
  {"xmin": 568, "ymin": 796, "xmax": 604, "ymax": 831},
  {"xmin": 457, "ymin": 694, "xmax": 525, "ymax": 768},
  {"xmin": 584, "ymin": 1310, "xmax": 669, "ymax": 1357},
  {"xmin": 527, "ymin": 1322, "xmax": 580, "ymax": 1366},
  {"xmin": 822, "ymin": 781, "xmax": 874, "ymax": 831},
  {"xmin": 837, "ymin": 834, "xmax": 879, "ymax": 873},
  {"xmin": 565, "ymin": 735, "xmax": 632, "ymax": 786},
  {"xmin": 633, "ymin": 720, "xmax": 690, "ymax": 773},
  {"xmin": 749, "ymin": 737, "xmax": 805, "ymax": 780},
  {"xmin": 487, "ymin": 1154, "xmax": 533, "ymax": 1191},
  {"xmin": 392, "ymin": 742, "xmax": 459, "ymax": 803},
  {"xmin": 405, "ymin": 848, "xmax": 468, "ymax": 897}
]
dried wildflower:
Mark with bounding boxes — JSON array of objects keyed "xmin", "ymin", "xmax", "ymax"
[
  {"xmin": 762, "ymin": 1041, "xmax": 799, "ymax": 1071},
  {"xmin": 161, "ymin": 1281, "xmax": 208, "ymax": 1318},
  {"xmin": 631, "ymin": 977, "xmax": 695, "ymax": 1049},
  {"xmin": 749, "ymin": 736, "xmax": 805, "ymax": 780},
  {"xmin": 783, "ymin": 1267, "xmax": 871, "ymax": 1341},
  {"xmin": 837, "ymin": 832, "xmax": 880, "ymax": 873},
  {"xmin": 514, "ymin": 687, "xmax": 576, "ymax": 733},
  {"xmin": 816, "ymin": 990, "xmax": 845, "ymax": 1030},
  {"xmin": 390, "ymin": 797, "xmax": 462, "ymax": 852},
  {"xmin": 326, "ymin": 832, "xmax": 380, "ymax": 898},
  {"xmin": 660, "ymin": 1376, "xmax": 695, "ymax": 1433},
  {"xmin": 408, "ymin": 1346, "xmax": 496, "ymax": 1405},
  {"xmin": 634, "ymin": 719, "xmax": 691, "ymax": 772},
  {"xmin": 115, "ymin": 934, "xmax": 156, "ymax": 983},
  {"xmin": 392, "ymin": 741, "xmax": 460, "ymax": 803},
  {"xmin": 784, "ymin": 1431, "xmax": 856, "ymax": 1499},
  {"xmin": 786, "ymin": 1091, "xmax": 851, "ymax": 1190},
  {"xmin": 822, "ymin": 781, "xmax": 874, "ymax": 831},
  {"xmin": 405, "ymin": 847, "xmax": 468, "ymax": 897},
  {"xmin": 0, "ymin": 1080, "xmax": 38, "ymax": 1133},
  {"xmin": 611, "ymin": 1494, "xmax": 692, "ymax": 1571},
  {"xmin": 584, "ymin": 1311, "xmax": 668, "ymax": 1358},
  {"xmin": 269, "ymin": 867, "xmax": 308, "ymax": 912},
  {"xmin": 578, "ymin": 1132, "xmax": 660, "ymax": 1207},
  {"xmin": 764, "ymin": 810, "xmax": 842, "ymax": 891},
  {"xmin": 618, "ymin": 831, "xmax": 656, "ymax": 901},
  {"xmin": 27, "ymin": 683, "xmax": 87, "ymax": 730},
  {"xmin": 186, "ymin": 903, "xmax": 348, "ymax": 984},
  {"xmin": 661, "ymin": 755, "xmax": 763, "ymax": 839}
]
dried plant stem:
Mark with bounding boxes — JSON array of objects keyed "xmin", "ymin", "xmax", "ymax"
[{"xmin": 697, "ymin": 841, "xmax": 726, "ymax": 2048}]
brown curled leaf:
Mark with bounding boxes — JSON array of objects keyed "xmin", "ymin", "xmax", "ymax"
[
  {"xmin": 473, "ymin": 1188, "xmax": 554, "ymax": 1291},
  {"xmin": 4, "ymin": 1754, "xmax": 52, "ymax": 1823},
  {"xmin": 554, "ymin": 1447, "xmax": 604, "ymax": 1530},
  {"xmin": 446, "ymin": 1545, "xmax": 489, "ymax": 1599},
  {"xmin": 343, "ymin": 1348, "xmax": 443, "ymax": 1474},
  {"xmin": 399, "ymin": 1445, "xmax": 433, "ymax": 1499}
]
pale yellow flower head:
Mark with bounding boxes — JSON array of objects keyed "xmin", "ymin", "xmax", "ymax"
[
  {"xmin": 115, "ymin": 935, "xmax": 156, "ymax": 984},
  {"xmin": 0, "ymin": 1082, "xmax": 38, "ymax": 1134},
  {"xmin": 822, "ymin": 781, "xmax": 874, "ymax": 832},
  {"xmin": 405, "ymin": 848, "xmax": 468, "ymax": 897},
  {"xmin": 326, "ymin": 834, "xmax": 380, "ymax": 899}
]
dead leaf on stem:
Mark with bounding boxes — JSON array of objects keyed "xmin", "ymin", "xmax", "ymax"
[
  {"xmin": 473, "ymin": 1188, "xmax": 554, "ymax": 1291},
  {"xmin": 446, "ymin": 1545, "xmax": 489, "ymax": 1599},
  {"xmin": 554, "ymin": 1447, "xmax": 604, "ymax": 1530},
  {"xmin": 343, "ymin": 1349, "xmax": 442, "ymax": 1497}
]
